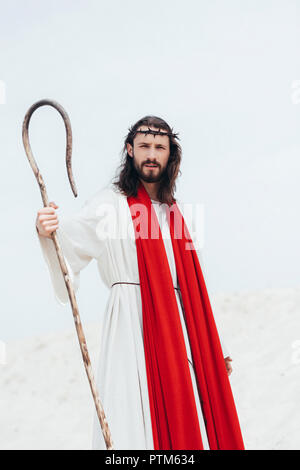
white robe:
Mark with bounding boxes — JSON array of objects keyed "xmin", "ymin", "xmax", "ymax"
[{"xmin": 37, "ymin": 184, "xmax": 229, "ymax": 450}]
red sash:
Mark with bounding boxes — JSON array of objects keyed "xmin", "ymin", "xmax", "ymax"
[{"xmin": 127, "ymin": 182, "xmax": 244, "ymax": 450}]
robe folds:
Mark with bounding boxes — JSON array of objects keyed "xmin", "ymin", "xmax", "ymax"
[{"xmin": 36, "ymin": 183, "xmax": 237, "ymax": 450}]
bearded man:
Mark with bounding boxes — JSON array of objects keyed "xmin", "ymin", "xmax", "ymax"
[{"xmin": 36, "ymin": 115, "xmax": 244, "ymax": 450}]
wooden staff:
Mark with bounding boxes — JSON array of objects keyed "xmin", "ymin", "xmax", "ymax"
[{"xmin": 22, "ymin": 99, "xmax": 114, "ymax": 450}]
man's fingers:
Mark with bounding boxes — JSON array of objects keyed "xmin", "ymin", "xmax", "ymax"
[
  {"xmin": 224, "ymin": 357, "xmax": 233, "ymax": 376},
  {"xmin": 47, "ymin": 223, "xmax": 59, "ymax": 231},
  {"xmin": 38, "ymin": 208, "xmax": 56, "ymax": 215},
  {"xmin": 39, "ymin": 215, "xmax": 59, "ymax": 233},
  {"xmin": 40, "ymin": 213, "xmax": 58, "ymax": 219}
]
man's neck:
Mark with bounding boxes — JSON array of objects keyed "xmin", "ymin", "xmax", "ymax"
[{"xmin": 140, "ymin": 180, "xmax": 159, "ymax": 201}]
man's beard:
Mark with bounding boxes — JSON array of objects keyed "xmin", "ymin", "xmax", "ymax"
[{"xmin": 132, "ymin": 152, "xmax": 167, "ymax": 183}]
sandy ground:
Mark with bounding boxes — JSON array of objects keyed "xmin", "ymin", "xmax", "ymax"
[{"xmin": 1, "ymin": 287, "xmax": 299, "ymax": 450}]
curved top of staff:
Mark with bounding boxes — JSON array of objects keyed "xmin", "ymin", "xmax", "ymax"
[{"xmin": 22, "ymin": 99, "xmax": 77, "ymax": 206}]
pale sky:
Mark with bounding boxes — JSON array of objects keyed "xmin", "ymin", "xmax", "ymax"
[{"xmin": 1, "ymin": 0, "xmax": 300, "ymax": 339}]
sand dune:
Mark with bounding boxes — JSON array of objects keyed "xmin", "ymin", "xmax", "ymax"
[{"xmin": 1, "ymin": 287, "xmax": 299, "ymax": 450}]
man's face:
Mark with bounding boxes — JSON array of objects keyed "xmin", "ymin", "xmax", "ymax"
[{"xmin": 127, "ymin": 126, "xmax": 170, "ymax": 183}]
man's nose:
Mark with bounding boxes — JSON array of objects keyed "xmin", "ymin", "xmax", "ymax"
[{"xmin": 147, "ymin": 147, "xmax": 157, "ymax": 158}]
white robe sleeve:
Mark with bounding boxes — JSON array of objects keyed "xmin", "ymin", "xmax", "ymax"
[{"xmin": 36, "ymin": 194, "xmax": 105, "ymax": 306}]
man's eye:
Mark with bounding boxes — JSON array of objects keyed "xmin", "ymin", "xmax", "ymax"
[{"xmin": 140, "ymin": 144, "xmax": 164, "ymax": 149}]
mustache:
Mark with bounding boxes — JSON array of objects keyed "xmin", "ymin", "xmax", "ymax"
[{"xmin": 143, "ymin": 162, "xmax": 160, "ymax": 167}]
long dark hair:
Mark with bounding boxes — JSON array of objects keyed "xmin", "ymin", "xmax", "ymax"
[{"xmin": 112, "ymin": 116, "xmax": 182, "ymax": 204}]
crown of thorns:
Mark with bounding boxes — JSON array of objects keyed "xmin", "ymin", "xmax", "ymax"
[{"xmin": 128, "ymin": 126, "xmax": 180, "ymax": 140}]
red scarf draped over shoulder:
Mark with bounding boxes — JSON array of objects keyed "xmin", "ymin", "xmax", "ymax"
[{"xmin": 127, "ymin": 182, "xmax": 244, "ymax": 450}]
